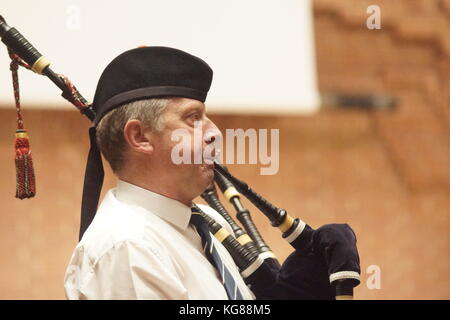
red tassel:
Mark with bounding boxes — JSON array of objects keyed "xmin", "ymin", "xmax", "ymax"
[{"xmin": 15, "ymin": 130, "xmax": 36, "ymax": 199}]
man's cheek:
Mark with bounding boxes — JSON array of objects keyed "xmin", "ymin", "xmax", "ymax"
[{"xmin": 169, "ymin": 130, "xmax": 196, "ymax": 165}]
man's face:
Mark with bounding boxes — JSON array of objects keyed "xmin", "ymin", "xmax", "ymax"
[{"xmin": 150, "ymin": 97, "xmax": 221, "ymax": 201}]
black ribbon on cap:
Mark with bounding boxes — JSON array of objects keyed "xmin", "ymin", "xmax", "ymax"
[{"xmin": 79, "ymin": 126, "xmax": 104, "ymax": 240}]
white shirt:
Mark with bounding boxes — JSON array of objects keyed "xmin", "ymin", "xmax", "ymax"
[{"xmin": 64, "ymin": 180, "xmax": 255, "ymax": 300}]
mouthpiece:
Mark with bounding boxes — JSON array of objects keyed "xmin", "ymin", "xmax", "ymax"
[
  {"xmin": 213, "ymin": 161, "xmax": 287, "ymax": 227},
  {"xmin": 213, "ymin": 162, "xmax": 249, "ymax": 193}
]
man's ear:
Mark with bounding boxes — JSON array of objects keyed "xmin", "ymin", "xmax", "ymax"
[{"xmin": 123, "ymin": 120, "xmax": 154, "ymax": 154}]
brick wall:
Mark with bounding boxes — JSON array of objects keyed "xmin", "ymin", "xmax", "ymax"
[
  {"xmin": 0, "ymin": 0, "xmax": 448, "ymax": 299},
  {"xmin": 313, "ymin": 0, "xmax": 450, "ymax": 298}
]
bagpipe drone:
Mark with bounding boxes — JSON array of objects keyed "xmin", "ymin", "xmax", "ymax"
[{"xmin": 0, "ymin": 15, "xmax": 361, "ymax": 300}]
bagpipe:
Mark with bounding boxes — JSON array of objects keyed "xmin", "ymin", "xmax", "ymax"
[
  {"xmin": 204, "ymin": 164, "xmax": 361, "ymax": 299},
  {"xmin": 0, "ymin": 16, "xmax": 361, "ymax": 300}
]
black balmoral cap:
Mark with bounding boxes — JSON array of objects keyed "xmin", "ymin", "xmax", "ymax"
[
  {"xmin": 92, "ymin": 46, "xmax": 213, "ymax": 125},
  {"xmin": 80, "ymin": 46, "xmax": 213, "ymax": 240}
]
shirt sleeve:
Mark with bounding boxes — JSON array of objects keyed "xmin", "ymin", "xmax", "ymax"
[{"xmin": 70, "ymin": 240, "xmax": 188, "ymax": 300}]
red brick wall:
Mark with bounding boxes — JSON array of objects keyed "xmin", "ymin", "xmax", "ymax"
[
  {"xmin": 0, "ymin": 0, "xmax": 448, "ymax": 299},
  {"xmin": 313, "ymin": 0, "xmax": 450, "ymax": 299}
]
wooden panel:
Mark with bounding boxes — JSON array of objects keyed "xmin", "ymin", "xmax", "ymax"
[{"xmin": 0, "ymin": 0, "xmax": 448, "ymax": 299}]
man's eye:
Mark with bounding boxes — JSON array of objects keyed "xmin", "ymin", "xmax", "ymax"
[{"xmin": 189, "ymin": 113, "xmax": 202, "ymax": 121}]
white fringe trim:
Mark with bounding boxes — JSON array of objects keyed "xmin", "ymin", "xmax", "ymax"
[
  {"xmin": 285, "ymin": 219, "xmax": 306, "ymax": 243},
  {"xmin": 329, "ymin": 271, "xmax": 361, "ymax": 283},
  {"xmin": 258, "ymin": 251, "xmax": 277, "ymax": 261},
  {"xmin": 241, "ymin": 256, "xmax": 264, "ymax": 278}
]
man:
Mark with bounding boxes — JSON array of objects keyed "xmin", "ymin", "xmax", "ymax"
[{"xmin": 64, "ymin": 46, "xmax": 255, "ymax": 299}]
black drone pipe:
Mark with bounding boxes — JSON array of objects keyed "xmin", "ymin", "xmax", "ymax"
[{"xmin": 0, "ymin": 16, "xmax": 95, "ymax": 121}]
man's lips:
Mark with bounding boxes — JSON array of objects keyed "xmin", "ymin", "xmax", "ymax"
[
  {"xmin": 203, "ymin": 148, "xmax": 221, "ymax": 164},
  {"xmin": 201, "ymin": 162, "xmax": 214, "ymax": 169},
  {"xmin": 202, "ymin": 155, "xmax": 217, "ymax": 165}
]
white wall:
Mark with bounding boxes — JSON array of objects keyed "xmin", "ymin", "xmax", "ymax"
[{"xmin": 0, "ymin": 0, "xmax": 319, "ymax": 114}]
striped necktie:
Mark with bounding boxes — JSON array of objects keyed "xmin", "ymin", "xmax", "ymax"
[{"xmin": 190, "ymin": 207, "xmax": 244, "ymax": 300}]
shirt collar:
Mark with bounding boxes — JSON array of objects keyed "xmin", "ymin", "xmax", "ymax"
[{"xmin": 114, "ymin": 179, "xmax": 192, "ymax": 230}]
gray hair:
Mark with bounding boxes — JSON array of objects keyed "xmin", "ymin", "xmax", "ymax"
[{"xmin": 96, "ymin": 98, "xmax": 169, "ymax": 173}]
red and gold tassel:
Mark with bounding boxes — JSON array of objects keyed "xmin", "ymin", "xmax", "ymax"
[
  {"xmin": 15, "ymin": 129, "xmax": 36, "ymax": 199},
  {"xmin": 9, "ymin": 49, "xmax": 36, "ymax": 199}
]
